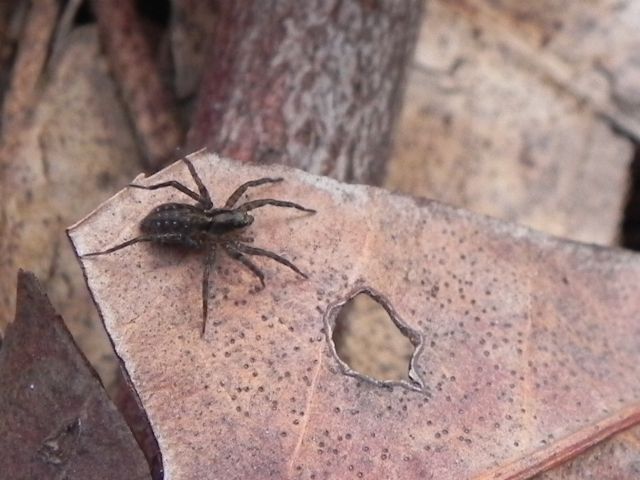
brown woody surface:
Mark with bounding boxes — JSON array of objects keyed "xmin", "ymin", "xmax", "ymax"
[
  {"xmin": 187, "ymin": 0, "xmax": 422, "ymax": 184},
  {"xmin": 69, "ymin": 151, "xmax": 640, "ymax": 479},
  {"xmin": 170, "ymin": 0, "xmax": 217, "ymax": 100},
  {"xmin": 0, "ymin": 0, "xmax": 58, "ymax": 139},
  {"xmin": 93, "ymin": 0, "xmax": 183, "ymax": 168}
]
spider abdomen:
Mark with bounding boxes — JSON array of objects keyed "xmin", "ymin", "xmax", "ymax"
[{"xmin": 140, "ymin": 203, "xmax": 210, "ymax": 248}]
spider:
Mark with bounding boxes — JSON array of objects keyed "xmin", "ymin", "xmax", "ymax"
[{"xmin": 82, "ymin": 157, "xmax": 316, "ymax": 337}]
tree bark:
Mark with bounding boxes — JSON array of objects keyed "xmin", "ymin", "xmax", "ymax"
[{"xmin": 187, "ymin": 0, "xmax": 423, "ymax": 185}]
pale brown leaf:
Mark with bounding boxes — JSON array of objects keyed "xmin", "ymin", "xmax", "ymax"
[{"xmin": 68, "ymin": 151, "xmax": 640, "ymax": 479}]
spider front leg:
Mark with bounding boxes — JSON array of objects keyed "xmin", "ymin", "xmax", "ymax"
[
  {"xmin": 130, "ymin": 158, "xmax": 214, "ymax": 210},
  {"xmin": 224, "ymin": 177, "xmax": 283, "ymax": 208},
  {"xmin": 237, "ymin": 198, "xmax": 316, "ymax": 214},
  {"xmin": 183, "ymin": 157, "xmax": 213, "ymax": 209}
]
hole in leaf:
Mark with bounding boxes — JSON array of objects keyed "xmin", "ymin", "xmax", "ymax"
[{"xmin": 332, "ymin": 292, "xmax": 417, "ymax": 383}]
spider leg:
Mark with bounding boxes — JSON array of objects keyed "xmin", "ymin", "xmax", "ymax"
[
  {"xmin": 223, "ymin": 243, "xmax": 266, "ymax": 288},
  {"xmin": 129, "ymin": 181, "xmax": 202, "ymax": 204},
  {"xmin": 223, "ymin": 177, "xmax": 283, "ymax": 208},
  {"xmin": 201, "ymin": 244, "xmax": 217, "ymax": 338},
  {"xmin": 81, "ymin": 235, "xmax": 154, "ymax": 257},
  {"xmin": 183, "ymin": 158, "xmax": 213, "ymax": 209},
  {"xmin": 82, "ymin": 233, "xmax": 200, "ymax": 257},
  {"xmin": 233, "ymin": 242, "xmax": 308, "ymax": 279},
  {"xmin": 236, "ymin": 198, "xmax": 316, "ymax": 214},
  {"xmin": 129, "ymin": 158, "xmax": 213, "ymax": 209}
]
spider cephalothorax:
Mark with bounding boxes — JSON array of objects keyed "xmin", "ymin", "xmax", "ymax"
[{"xmin": 82, "ymin": 158, "xmax": 315, "ymax": 336}]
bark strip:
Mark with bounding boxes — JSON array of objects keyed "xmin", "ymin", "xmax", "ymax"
[
  {"xmin": 93, "ymin": 0, "xmax": 183, "ymax": 169},
  {"xmin": 188, "ymin": 0, "xmax": 423, "ymax": 185}
]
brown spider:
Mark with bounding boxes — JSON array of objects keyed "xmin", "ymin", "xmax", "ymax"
[{"xmin": 82, "ymin": 158, "xmax": 316, "ymax": 337}]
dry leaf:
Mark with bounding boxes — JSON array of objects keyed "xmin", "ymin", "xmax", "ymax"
[
  {"xmin": 389, "ymin": 0, "xmax": 633, "ymax": 245},
  {"xmin": 0, "ymin": 271, "xmax": 149, "ymax": 479},
  {"xmin": 532, "ymin": 425, "xmax": 640, "ymax": 480},
  {"xmin": 374, "ymin": 0, "xmax": 640, "ymax": 403},
  {"xmin": 442, "ymin": 1, "xmax": 640, "ymax": 138},
  {"xmin": 67, "ymin": 150, "xmax": 640, "ymax": 479}
]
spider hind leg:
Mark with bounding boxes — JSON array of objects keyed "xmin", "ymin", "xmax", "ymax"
[
  {"xmin": 233, "ymin": 242, "xmax": 308, "ymax": 279},
  {"xmin": 81, "ymin": 235, "xmax": 154, "ymax": 257},
  {"xmin": 201, "ymin": 245, "xmax": 217, "ymax": 337},
  {"xmin": 224, "ymin": 243, "xmax": 266, "ymax": 288}
]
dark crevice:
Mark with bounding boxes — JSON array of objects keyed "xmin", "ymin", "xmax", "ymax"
[
  {"xmin": 112, "ymin": 367, "xmax": 164, "ymax": 480},
  {"xmin": 136, "ymin": 0, "xmax": 171, "ymax": 27},
  {"xmin": 621, "ymin": 145, "xmax": 640, "ymax": 250},
  {"xmin": 73, "ymin": 1, "xmax": 95, "ymax": 25},
  {"xmin": 326, "ymin": 288, "xmax": 425, "ymax": 392}
]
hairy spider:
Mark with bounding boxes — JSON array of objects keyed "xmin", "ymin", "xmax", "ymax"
[{"xmin": 82, "ymin": 158, "xmax": 315, "ymax": 337}]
